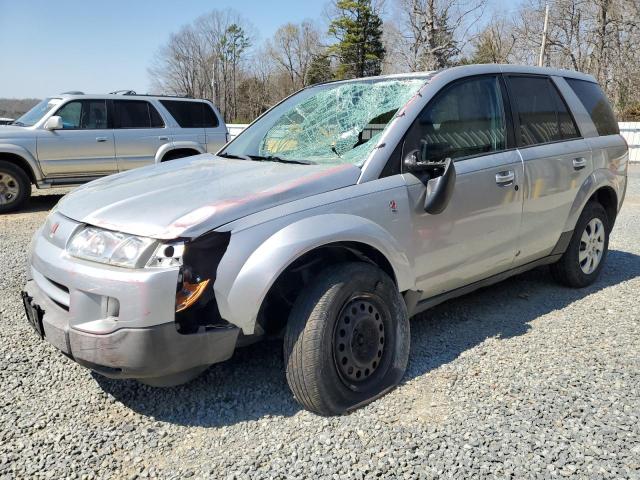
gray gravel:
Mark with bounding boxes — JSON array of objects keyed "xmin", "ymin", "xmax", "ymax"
[{"xmin": 1, "ymin": 171, "xmax": 639, "ymax": 479}]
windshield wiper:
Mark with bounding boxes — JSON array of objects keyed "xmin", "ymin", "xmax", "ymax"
[
  {"xmin": 11, "ymin": 121, "xmax": 26, "ymax": 126},
  {"xmin": 218, "ymin": 152, "xmax": 252, "ymax": 161},
  {"xmin": 248, "ymin": 155, "xmax": 315, "ymax": 165}
]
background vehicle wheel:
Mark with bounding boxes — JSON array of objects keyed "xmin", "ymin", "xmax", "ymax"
[
  {"xmin": 0, "ymin": 161, "xmax": 30, "ymax": 213},
  {"xmin": 550, "ymin": 201, "xmax": 609, "ymax": 288},
  {"xmin": 284, "ymin": 262, "xmax": 410, "ymax": 416}
]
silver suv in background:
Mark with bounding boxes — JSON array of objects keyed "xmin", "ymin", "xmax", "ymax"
[
  {"xmin": 0, "ymin": 93, "xmax": 227, "ymax": 212},
  {"xmin": 23, "ymin": 65, "xmax": 627, "ymax": 415}
]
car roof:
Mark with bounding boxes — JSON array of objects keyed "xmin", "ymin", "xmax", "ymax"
[
  {"xmin": 53, "ymin": 93, "xmax": 212, "ymax": 102},
  {"xmin": 313, "ymin": 64, "xmax": 596, "ymax": 87}
]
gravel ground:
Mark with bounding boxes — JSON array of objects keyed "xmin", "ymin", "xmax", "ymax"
[{"xmin": 1, "ymin": 170, "xmax": 639, "ymax": 480}]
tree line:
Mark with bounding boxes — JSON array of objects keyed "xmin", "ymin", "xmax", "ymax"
[{"xmin": 149, "ymin": 0, "xmax": 638, "ymax": 123}]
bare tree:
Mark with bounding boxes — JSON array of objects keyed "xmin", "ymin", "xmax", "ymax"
[
  {"xmin": 387, "ymin": 0, "xmax": 486, "ymax": 71},
  {"xmin": 267, "ymin": 21, "xmax": 323, "ymax": 91}
]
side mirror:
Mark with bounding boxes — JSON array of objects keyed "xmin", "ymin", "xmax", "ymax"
[
  {"xmin": 423, "ymin": 157, "xmax": 456, "ymax": 214},
  {"xmin": 44, "ymin": 116, "xmax": 63, "ymax": 130}
]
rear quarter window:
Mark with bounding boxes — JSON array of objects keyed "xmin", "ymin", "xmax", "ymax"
[
  {"xmin": 566, "ymin": 78, "xmax": 619, "ymax": 136},
  {"xmin": 160, "ymin": 100, "xmax": 219, "ymax": 128}
]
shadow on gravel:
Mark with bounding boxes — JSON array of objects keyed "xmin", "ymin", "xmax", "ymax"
[
  {"xmin": 404, "ymin": 249, "xmax": 640, "ymax": 382},
  {"xmin": 6, "ymin": 194, "xmax": 65, "ymax": 214},
  {"xmin": 96, "ymin": 249, "xmax": 640, "ymax": 427}
]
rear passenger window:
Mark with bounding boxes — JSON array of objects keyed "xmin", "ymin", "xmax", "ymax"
[
  {"xmin": 403, "ymin": 75, "xmax": 507, "ymax": 163},
  {"xmin": 114, "ymin": 100, "xmax": 165, "ymax": 129},
  {"xmin": 508, "ymin": 76, "xmax": 580, "ymax": 146},
  {"xmin": 160, "ymin": 100, "xmax": 219, "ymax": 128},
  {"xmin": 566, "ymin": 78, "xmax": 619, "ymax": 136}
]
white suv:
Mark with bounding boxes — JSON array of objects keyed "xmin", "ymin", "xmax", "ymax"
[{"xmin": 0, "ymin": 92, "xmax": 228, "ymax": 212}]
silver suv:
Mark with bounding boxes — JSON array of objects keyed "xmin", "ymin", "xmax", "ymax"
[
  {"xmin": 0, "ymin": 92, "xmax": 227, "ymax": 212},
  {"xmin": 23, "ymin": 65, "xmax": 628, "ymax": 415}
]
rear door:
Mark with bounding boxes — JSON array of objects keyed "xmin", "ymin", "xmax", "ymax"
[
  {"xmin": 111, "ymin": 100, "xmax": 170, "ymax": 171},
  {"xmin": 37, "ymin": 99, "xmax": 116, "ymax": 177},
  {"xmin": 505, "ymin": 75, "xmax": 593, "ymax": 265},
  {"xmin": 159, "ymin": 100, "xmax": 209, "ymax": 152},
  {"xmin": 403, "ymin": 74, "xmax": 524, "ymax": 297}
]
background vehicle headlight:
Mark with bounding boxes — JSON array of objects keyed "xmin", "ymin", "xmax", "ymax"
[{"xmin": 67, "ymin": 227, "xmax": 157, "ymax": 268}]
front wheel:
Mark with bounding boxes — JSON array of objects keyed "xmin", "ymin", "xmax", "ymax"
[
  {"xmin": 284, "ymin": 262, "xmax": 410, "ymax": 416},
  {"xmin": 0, "ymin": 161, "xmax": 31, "ymax": 213},
  {"xmin": 550, "ymin": 201, "xmax": 610, "ymax": 288}
]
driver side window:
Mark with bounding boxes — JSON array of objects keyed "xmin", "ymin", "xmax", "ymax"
[
  {"xmin": 403, "ymin": 76, "xmax": 507, "ymax": 164},
  {"xmin": 56, "ymin": 100, "xmax": 108, "ymax": 130}
]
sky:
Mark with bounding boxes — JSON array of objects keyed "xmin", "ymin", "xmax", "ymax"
[{"xmin": 0, "ymin": 0, "xmax": 518, "ymax": 99}]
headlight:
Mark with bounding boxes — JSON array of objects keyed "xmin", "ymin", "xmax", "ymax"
[{"xmin": 67, "ymin": 227, "xmax": 157, "ymax": 268}]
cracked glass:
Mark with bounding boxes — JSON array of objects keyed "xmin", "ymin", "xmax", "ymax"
[{"xmin": 224, "ymin": 78, "xmax": 428, "ymax": 167}]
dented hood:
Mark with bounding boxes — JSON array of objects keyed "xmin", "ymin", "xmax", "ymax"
[{"xmin": 57, "ymin": 154, "xmax": 361, "ymax": 239}]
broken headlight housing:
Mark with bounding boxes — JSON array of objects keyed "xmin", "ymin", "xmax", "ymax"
[{"xmin": 67, "ymin": 227, "xmax": 157, "ymax": 268}]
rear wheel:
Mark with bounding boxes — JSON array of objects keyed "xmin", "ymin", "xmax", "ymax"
[
  {"xmin": 550, "ymin": 201, "xmax": 609, "ymax": 288},
  {"xmin": 0, "ymin": 161, "xmax": 30, "ymax": 213},
  {"xmin": 284, "ymin": 262, "xmax": 409, "ymax": 416}
]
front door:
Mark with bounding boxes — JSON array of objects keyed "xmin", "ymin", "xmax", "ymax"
[
  {"xmin": 402, "ymin": 75, "xmax": 524, "ymax": 298},
  {"xmin": 37, "ymin": 99, "xmax": 116, "ymax": 177}
]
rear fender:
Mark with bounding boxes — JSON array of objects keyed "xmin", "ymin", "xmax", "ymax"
[
  {"xmin": 562, "ymin": 168, "xmax": 623, "ymax": 232},
  {"xmin": 154, "ymin": 142, "xmax": 205, "ymax": 164}
]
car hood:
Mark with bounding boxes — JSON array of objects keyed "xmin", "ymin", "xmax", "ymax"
[
  {"xmin": 0, "ymin": 125, "xmax": 34, "ymax": 138},
  {"xmin": 57, "ymin": 154, "xmax": 361, "ymax": 239}
]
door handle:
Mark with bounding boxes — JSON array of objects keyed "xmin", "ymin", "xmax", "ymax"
[
  {"xmin": 96, "ymin": 137, "xmax": 108, "ymax": 142},
  {"xmin": 573, "ymin": 157, "xmax": 587, "ymax": 170},
  {"xmin": 159, "ymin": 136, "xmax": 169, "ymax": 141},
  {"xmin": 495, "ymin": 170, "xmax": 515, "ymax": 186}
]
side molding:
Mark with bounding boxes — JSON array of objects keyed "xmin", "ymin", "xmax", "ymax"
[{"xmin": 215, "ymin": 214, "xmax": 415, "ymax": 334}]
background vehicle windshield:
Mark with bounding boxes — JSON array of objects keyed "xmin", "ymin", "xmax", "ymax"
[
  {"xmin": 223, "ymin": 78, "xmax": 427, "ymax": 166},
  {"xmin": 13, "ymin": 97, "xmax": 62, "ymax": 127}
]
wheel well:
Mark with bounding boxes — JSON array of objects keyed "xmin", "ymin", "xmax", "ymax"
[
  {"xmin": 257, "ymin": 242, "xmax": 397, "ymax": 335},
  {"xmin": 0, "ymin": 152, "xmax": 35, "ymax": 183},
  {"xmin": 589, "ymin": 187, "xmax": 617, "ymax": 229},
  {"xmin": 161, "ymin": 148, "xmax": 200, "ymax": 162}
]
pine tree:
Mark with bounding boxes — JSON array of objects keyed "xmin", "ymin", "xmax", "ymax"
[
  {"xmin": 305, "ymin": 53, "xmax": 333, "ymax": 85},
  {"xmin": 328, "ymin": 0, "xmax": 385, "ymax": 79}
]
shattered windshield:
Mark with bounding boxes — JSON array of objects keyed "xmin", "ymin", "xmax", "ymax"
[
  {"xmin": 13, "ymin": 97, "xmax": 62, "ymax": 127},
  {"xmin": 223, "ymin": 78, "xmax": 427, "ymax": 166}
]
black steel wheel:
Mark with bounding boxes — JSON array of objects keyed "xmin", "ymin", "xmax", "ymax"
[{"xmin": 284, "ymin": 262, "xmax": 410, "ymax": 416}]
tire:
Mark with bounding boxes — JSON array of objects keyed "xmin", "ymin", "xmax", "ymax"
[
  {"xmin": 0, "ymin": 161, "xmax": 31, "ymax": 213},
  {"xmin": 284, "ymin": 262, "xmax": 410, "ymax": 416},
  {"xmin": 550, "ymin": 201, "xmax": 609, "ymax": 288}
]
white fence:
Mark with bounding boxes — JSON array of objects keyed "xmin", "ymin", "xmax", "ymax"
[
  {"xmin": 619, "ymin": 122, "xmax": 640, "ymax": 163},
  {"xmin": 228, "ymin": 122, "xmax": 640, "ymax": 163}
]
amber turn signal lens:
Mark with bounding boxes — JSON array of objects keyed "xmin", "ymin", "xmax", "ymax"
[{"xmin": 176, "ymin": 279, "xmax": 210, "ymax": 312}]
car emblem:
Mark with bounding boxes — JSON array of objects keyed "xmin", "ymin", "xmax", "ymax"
[
  {"xmin": 49, "ymin": 222, "xmax": 59, "ymax": 237},
  {"xmin": 389, "ymin": 200, "xmax": 398, "ymax": 213}
]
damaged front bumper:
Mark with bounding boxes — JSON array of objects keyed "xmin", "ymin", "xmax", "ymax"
[
  {"xmin": 23, "ymin": 213, "xmax": 239, "ymax": 380},
  {"xmin": 23, "ymin": 279, "xmax": 238, "ymax": 379}
]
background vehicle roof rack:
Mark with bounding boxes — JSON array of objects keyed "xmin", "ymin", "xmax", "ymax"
[{"xmin": 60, "ymin": 91, "xmax": 85, "ymax": 95}]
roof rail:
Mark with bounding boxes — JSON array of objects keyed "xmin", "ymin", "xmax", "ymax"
[{"xmin": 109, "ymin": 89, "xmax": 137, "ymax": 95}]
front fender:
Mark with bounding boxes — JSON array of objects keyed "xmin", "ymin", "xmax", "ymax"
[
  {"xmin": 0, "ymin": 143, "xmax": 43, "ymax": 181},
  {"xmin": 215, "ymin": 214, "xmax": 414, "ymax": 334},
  {"xmin": 562, "ymin": 167, "xmax": 625, "ymax": 232}
]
